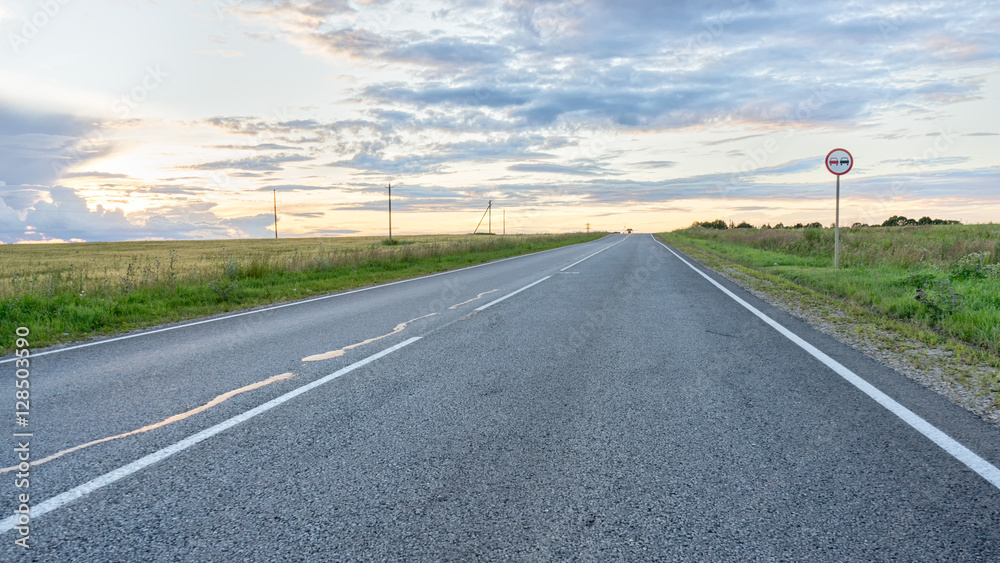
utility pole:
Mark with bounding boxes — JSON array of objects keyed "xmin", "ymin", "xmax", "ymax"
[
  {"xmin": 273, "ymin": 189, "xmax": 278, "ymax": 239},
  {"xmin": 388, "ymin": 182, "xmax": 392, "ymax": 243},
  {"xmin": 586, "ymin": 223, "xmax": 590, "ymax": 234},
  {"xmin": 488, "ymin": 200, "xmax": 492, "ymax": 234},
  {"xmin": 503, "ymin": 210, "xmax": 505, "ymax": 235}
]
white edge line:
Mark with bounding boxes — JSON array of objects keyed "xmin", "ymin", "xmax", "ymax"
[
  {"xmin": 475, "ymin": 276, "xmax": 552, "ymax": 311},
  {"xmin": 652, "ymin": 236, "xmax": 1000, "ymax": 490},
  {"xmin": 1, "ymin": 235, "xmax": 615, "ymax": 364},
  {"xmin": 0, "ymin": 336, "xmax": 422, "ymax": 534}
]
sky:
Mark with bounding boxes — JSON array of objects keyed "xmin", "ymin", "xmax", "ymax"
[{"xmin": 1, "ymin": 0, "xmax": 998, "ymax": 242}]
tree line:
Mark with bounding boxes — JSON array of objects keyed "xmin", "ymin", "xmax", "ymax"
[{"xmin": 691, "ymin": 216, "xmax": 961, "ymax": 230}]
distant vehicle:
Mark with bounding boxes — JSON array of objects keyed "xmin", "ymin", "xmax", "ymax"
[{"xmin": 626, "ymin": 228, "xmax": 633, "ymax": 234}]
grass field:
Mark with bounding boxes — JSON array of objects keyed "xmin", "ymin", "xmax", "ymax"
[
  {"xmin": 657, "ymin": 224, "xmax": 1000, "ymax": 356},
  {"xmin": 0, "ymin": 233, "xmax": 606, "ymax": 355}
]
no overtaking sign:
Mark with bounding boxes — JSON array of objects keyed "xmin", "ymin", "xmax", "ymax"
[{"xmin": 826, "ymin": 148, "xmax": 853, "ymax": 175}]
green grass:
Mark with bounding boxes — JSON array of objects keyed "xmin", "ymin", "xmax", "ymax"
[
  {"xmin": 657, "ymin": 224, "xmax": 1000, "ymax": 355},
  {"xmin": 0, "ymin": 233, "xmax": 607, "ymax": 355}
]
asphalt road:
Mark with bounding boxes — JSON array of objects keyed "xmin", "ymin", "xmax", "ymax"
[{"xmin": 3, "ymin": 233, "xmax": 1000, "ymax": 561}]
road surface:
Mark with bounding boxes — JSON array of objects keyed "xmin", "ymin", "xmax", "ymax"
[{"xmin": 2, "ymin": 233, "xmax": 1000, "ymax": 560}]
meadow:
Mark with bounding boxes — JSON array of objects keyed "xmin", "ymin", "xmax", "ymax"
[
  {"xmin": 657, "ymin": 224, "xmax": 1000, "ymax": 356},
  {"xmin": 0, "ymin": 233, "xmax": 605, "ymax": 354}
]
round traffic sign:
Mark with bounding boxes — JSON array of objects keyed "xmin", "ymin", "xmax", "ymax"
[{"xmin": 825, "ymin": 148, "xmax": 853, "ymax": 175}]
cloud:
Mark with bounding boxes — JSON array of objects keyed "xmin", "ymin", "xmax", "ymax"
[
  {"xmin": 0, "ymin": 186, "xmax": 275, "ymax": 243},
  {"xmin": 257, "ymin": 184, "xmax": 333, "ymax": 192},
  {"xmin": 328, "ymin": 136, "xmax": 555, "ymax": 175},
  {"xmin": 0, "ymin": 103, "xmax": 109, "ymax": 186},
  {"xmin": 209, "ymin": 143, "xmax": 299, "ymax": 151},
  {"xmin": 62, "ymin": 171, "xmax": 132, "ymax": 180},
  {"xmin": 188, "ymin": 153, "xmax": 313, "ymax": 171},
  {"xmin": 508, "ymin": 163, "xmax": 608, "ymax": 176}
]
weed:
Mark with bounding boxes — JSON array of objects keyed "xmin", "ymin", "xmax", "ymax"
[
  {"xmin": 915, "ymin": 279, "xmax": 963, "ymax": 325},
  {"xmin": 951, "ymin": 251, "xmax": 999, "ymax": 281},
  {"xmin": 207, "ymin": 279, "xmax": 239, "ymax": 302}
]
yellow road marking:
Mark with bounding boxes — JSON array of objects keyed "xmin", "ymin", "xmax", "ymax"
[
  {"xmin": 448, "ymin": 289, "xmax": 500, "ymax": 309},
  {"xmin": 302, "ymin": 313, "xmax": 437, "ymax": 362},
  {"xmin": 0, "ymin": 372, "xmax": 295, "ymax": 473}
]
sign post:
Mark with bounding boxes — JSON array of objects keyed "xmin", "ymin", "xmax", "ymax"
[{"xmin": 825, "ymin": 148, "xmax": 853, "ymax": 269}]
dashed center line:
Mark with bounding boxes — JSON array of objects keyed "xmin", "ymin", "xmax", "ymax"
[{"xmin": 0, "ymin": 372, "xmax": 295, "ymax": 474}]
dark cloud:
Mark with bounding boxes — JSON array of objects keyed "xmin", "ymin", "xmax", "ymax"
[
  {"xmin": 0, "ymin": 103, "xmax": 109, "ymax": 186},
  {"xmin": 327, "ymin": 136, "xmax": 555, "ymax": 175}
]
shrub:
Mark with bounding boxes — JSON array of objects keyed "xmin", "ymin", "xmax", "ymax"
[
  {"xmin": 915, "ymin": 279, "xmax": 963, "ymax": 325},
  {"xmin": 950, "ymin": 252, "xmax": 999, "ymax": 280}
]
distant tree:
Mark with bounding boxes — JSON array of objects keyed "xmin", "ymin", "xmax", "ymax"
[
  {"xmin": 806, "ymin": 222, "xmax": 823, "ymax": 229},
  {"xmin": 918, "ymin": 216, "xmax": 934, "ymax": 225},
  {"xmin": 694, "ymin": 219, "xmax": 728, "ymax": 230},
  {"xmin": 761, "ymin": 223, "xmax": 772, "ymax": 230},
  {"xmin": 882, "ymin": 215, "xmax": 915, "ymax": 227},
  {"xmin": 774, "ymin": 222, "xmax": 785, "ymax": 229},
  {"xmin": 734, "ymin": 221, "xmax": 754, "ymax": 229},
  {"xmin": 792, "ymin": 223, "xmax": 804, "ymax": 229},
  {"xmin": 850, "ymin": 222, "xmax": 869, "ymax": 229}
]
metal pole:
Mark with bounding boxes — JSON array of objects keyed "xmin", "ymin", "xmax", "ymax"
[
  {"xmin": 388, "ymin": 183, "xmax": 392, "ymax": 243},
  {"xmin": 503, "ymin": 210, "xmax": 505, "ymax": 235},
  {"xmin": 835, "ymin": 174, "xmax": 840, "ymax": 269},
  {"xmin": 488, "ymin": 200, "xmax": 491, "ymax": 234},
  {"xmin": 474, "ymin": 203, "xmax": 489, "ymax": 233},
  {"xmin": 273, "ymin": 189, "xmax": 278, "ymax": 239}
]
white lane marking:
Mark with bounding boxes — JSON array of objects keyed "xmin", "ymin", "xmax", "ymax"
[
  {"xmin": 560, "ymin": 236, "xmax": 627, "ymax": 271},
  {"xmin": 0, "ymin": 337, "xmax": 422, "ymax": 534},
  {"xmin": 475, "ymin": 277, "xmax": 552, "ymax": 311},
  {"xmin": 652, "ymin": 235, "xmax": 1000, "ymax": 491},
  {"xmin": 302, "ymin": 313, "xmax": 435, "ymax": 362},
  {"xmin": 0, "ymin": 235, "xmax": 616, "ymax": 364},
  {"xmin": 474, "ymin": 235, "xmax": 629, "ymax": 312},
  {"xmin": 0, "ymin": 373, "xmax": 296, "ymax": 473}
]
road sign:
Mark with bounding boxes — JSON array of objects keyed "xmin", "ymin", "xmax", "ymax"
[
  {"xmin": 825, "ymin": 148, "xmax": 853, "ymax": 175},
  {"xmin": 824, "ymin": 148, "xmax": 853, "ymax": 269}
]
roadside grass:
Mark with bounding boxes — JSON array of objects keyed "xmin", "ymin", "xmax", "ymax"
[
  {"xmin": 658, "ymin": 225, "xmax": 1000, "ymax": 354},
  {"xmin": 0, "ymin": 233, "xmax": 606, "ymax": 355},
  {"xmin": 656, "ymin": 225, "xmax": 1000, "ymax": 409}
]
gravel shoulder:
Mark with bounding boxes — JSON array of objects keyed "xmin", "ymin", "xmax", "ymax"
[{"xmin": 657, "ymin": 235, "xmax": 1000, "ymax": 428}]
